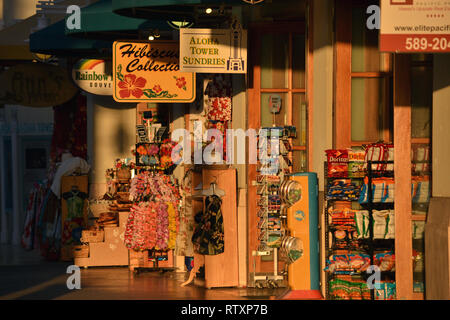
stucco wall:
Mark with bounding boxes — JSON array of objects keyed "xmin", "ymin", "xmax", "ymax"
[
  {"xmin": 87, "ymin": 95, "xmax": 136, "ymax": 198},
  {"xmin": 432, "ymin": 54, "xmax": 450, "ymax": 198}
]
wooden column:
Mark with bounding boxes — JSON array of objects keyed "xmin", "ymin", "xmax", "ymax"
[
  {"xmin": 393, "ymin": 54, "xmax": 413, "ymax": 300},
  {"xmin": 334, "ymin": 0, "xmax": 352, "ymax": 149}
]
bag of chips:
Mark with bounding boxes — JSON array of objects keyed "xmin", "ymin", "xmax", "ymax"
[
  {"xmin": 348, "ymin": 147, "xmax": 365, "ymax": 178},
  {"xmin": 326, "ymin": 149, "xmax": 349, "ymax": 178}
]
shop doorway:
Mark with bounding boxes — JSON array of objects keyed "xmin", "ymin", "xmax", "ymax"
[{"xmin": 247, "ymin": 21, "xmax": 312, "ymax": 280}]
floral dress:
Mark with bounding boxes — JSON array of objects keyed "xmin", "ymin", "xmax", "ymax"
[{"xmin": 191, "ymin": 195, "xmax": 224, "ymax": 255}]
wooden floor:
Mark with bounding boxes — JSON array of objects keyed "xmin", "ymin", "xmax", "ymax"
[{"xmin": 0, "ymin": 245, "xmax": 285, "ymax": 300}]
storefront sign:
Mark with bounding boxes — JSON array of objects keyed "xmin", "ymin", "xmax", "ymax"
[
  {"xmin": 72, "ymin": 59, "xmax": 113, "ymax": 95},
  {"xmin": 113, "ymin": 41, "xmax": 196, "ymax": 103},
  {"xmin": 0, "ymin": 63, "xmax": 78, "ymax": 107},
  {"xmin": 180, "ymin": 28, "xmax": 247, "ymax": 73},
  {"xmin": 380, "ymin": 0, "xmax": 450, "ymax": 52}
]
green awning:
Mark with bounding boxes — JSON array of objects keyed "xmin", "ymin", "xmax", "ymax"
[
  {"xmin": 112, "ymin": 0, "xmax": 259, "ymax": 21},
  {"xmin": 66, "ymin": 0, "xmax": 170, "ymax": 40},
  {"xmin": 30, "ymin": 20, "xmax": 112, "ymax": 56}
]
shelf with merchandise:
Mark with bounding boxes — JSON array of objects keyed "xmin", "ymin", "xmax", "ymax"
[{"xmin": 324, "ymin": 157, "xmax": 398, "ymax": 300}]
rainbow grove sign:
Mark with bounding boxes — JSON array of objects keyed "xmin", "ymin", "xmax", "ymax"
[
  {"xmin": 112, "ymin": 41, "xmax": 196, "ymax": 103},
  {"xmin": 72, "ymin": 59, "xmax": 113, "ymax": 95}
]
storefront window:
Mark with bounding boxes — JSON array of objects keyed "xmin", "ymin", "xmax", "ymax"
[
  {"xmin": 351, "ymin": 6, "xmax": 389, "ymax": 73},
  {"xmin": 292, "ymin": 34, "xmax": 306, "ymax": 89},
  {"xmin": 261, "ymin": 34, "xmax": 289, "ymax": 89},
  {"xmin": 351, "ymin": 77, "xmax": 387, "ymax": 142},
  {"xmin": 410, "ymin": 54, "xmax": 433, "ymax": 295},
  {"xmin": 335, "ymin": 0, "xmax": 393, "ymax": 148},
  {"xmin": 257, "ymin": 28, "xmax": 308, "ymax": 170},
  {"xmin": 292, "ymin": 93, "xmax": 307, "ymax": 146},
  {"xmin": 411, "ymin": 66, "xmax": 432, "ymax": 139},
  {"xmin": 260, "ymin": 92, "xmax": 288, "ymax": 127}
]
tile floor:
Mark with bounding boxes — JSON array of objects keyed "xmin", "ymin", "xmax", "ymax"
[{"xmin": 0, "ymin": 245, "xmax": 285, "ymax": 300}]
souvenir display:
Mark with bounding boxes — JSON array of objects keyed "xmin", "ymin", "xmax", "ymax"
[
  {"xmin": 125, "ymin": 172, "xmax": 181, "ymax": 251},
  {"xmin": 253, "ymin": 125, "xmax": 301, "ymax": 289}
]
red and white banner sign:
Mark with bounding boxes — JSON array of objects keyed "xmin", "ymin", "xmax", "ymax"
[{"xmin": 380, "ymin": 0, "xmax": 450, "ymax": 52}]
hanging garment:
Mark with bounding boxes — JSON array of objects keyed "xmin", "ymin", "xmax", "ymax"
[
  {"xmin": 51, "ymin": 156, "xmax": 90, "ymax": 198},
  {"xmin": 21, "ymin": 183, "xmax": 46, "ymax": 250},
  {"xmin": 175, "ymin": 170, "xmax": 195, "ymax": 256},
  {"xmin": 192, "ymin": 195, "xmax": 224, "ymax": 255},
  {"xmin": 61, "ymin": 190, "xmax": 88, "ymax": 246},
  {"xmin": 38, "ymin": 191, "xmax": 62, "ymax": 260},
  {"xmin": 62, "ymin": 190, "xmax": 88, "ymax": 219}
]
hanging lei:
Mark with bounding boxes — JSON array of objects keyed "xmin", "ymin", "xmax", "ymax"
[
  {"xmin": 124, "ymin": 204, "xmax": 137, "ymax": 249},
  {"xmin": 155, "ymin": 201, "xmax": 169, "ymax": 250},
  {"xmin": 146, "ymin": 202, "xmax": 158, "ymax": 250},
  {"xmin": 167, "ymin": 202, "xmax": 177, "ymax": 250},
  {"xmin": 132, "ymin": 203, "xmax": 147, "ymax": 251}
]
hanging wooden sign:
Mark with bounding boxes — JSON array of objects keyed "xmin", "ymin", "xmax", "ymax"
[
  {"xmin": 180, "ymin": 28, "xmax": 248, "ymax": 73},
  {"xmin": 113, "ymin": 40, "xmax": 196, "ymax": 103},
  {"xmin": 0, "ymin": 63, "xmax": 78, "ymax": 107},
  {"xmin": 72, "ymin": 59, "xmax": 113, "ymax": 95}
]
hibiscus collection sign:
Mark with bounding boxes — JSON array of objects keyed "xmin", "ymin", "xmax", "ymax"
[{"xmin": 112, "ymin": 40, "xmax": 196, "ymax": 103}]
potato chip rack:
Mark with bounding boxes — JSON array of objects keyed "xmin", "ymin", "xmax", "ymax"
[{"xmin": 324, "ymin": 160, "xmax": 396, "ymax": 300}]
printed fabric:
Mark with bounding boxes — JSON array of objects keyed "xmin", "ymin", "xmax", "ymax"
[
  {"xmin": 62, "ymin": 190, "xmax": 88, "ymax": 219},
  {"xmin": 205, "ymin": 75, "xmax": 232, "ymax": 122},
  {"xmin": 192, "ymin": 195, "xmax": 224, "ymax": 255},
  {"xmin": 175, "ymin": 170, "xmax": 195, "ymax": 257}
]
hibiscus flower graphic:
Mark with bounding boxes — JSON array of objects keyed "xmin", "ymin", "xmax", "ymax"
[
  {"xmin": 174, "ymin": 76, "xmax": 187, "ymax": 91},
  {"xmin": 153, "ymin": 85, "xmax": 162, "ymax": 93},
  {"xmin": 118, "ymin": 74, "xmax": 147, "ymax": 98}
]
